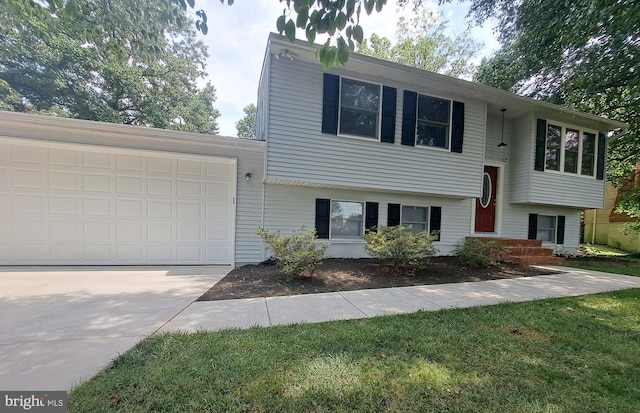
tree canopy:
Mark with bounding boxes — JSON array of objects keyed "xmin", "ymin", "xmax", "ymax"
[
  {"xmin": 357, "ymin": 6, "xmax": 481, "ymax": 78},
  {"xmin": 0, "ymin": 0, "xmax": 220, "ymax": 133},
  {"xmin": 469, "ymin": 0, "xmax": 639, "ymax": 224},
  {"xmin": 236, "ymin": 103, "xmax": 257, "ymax": 139}
]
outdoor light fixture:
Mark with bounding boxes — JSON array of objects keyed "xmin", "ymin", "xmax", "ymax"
[
  {"xmin": 275, "ymin": 49, "xmax": 295, "ymax": 61},
  {"xmin": 244, "ymin": 172, "xmax": 252, "ymax": 181},
  {"xmin": 497, "ymin": 108, "xmax": 508, "ymax": 148}
]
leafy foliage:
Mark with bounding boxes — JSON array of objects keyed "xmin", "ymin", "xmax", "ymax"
[
  {"xmin": 454, "ymin": 238, "xmax": 505, "ymax": 268},
  {"xmin": 363, "ymin": 226, "xmax": 439, "ymax": 273},
  {"xmin": 255, "ymin": 226, "xmax": 329, "ymax": 279},
  {"xmin": 358, "ymin": 6, "xmax": 482, "ymax": 78},
  {"xmin": 236, "ymin": 103, "xmax": 257, "ymax": 139},
  {"xmin": 466, "ymin": 0, "xmax": 639, "ymax": 222},
  {"xmin": 0, "ymin": 0, "xmax": 220, "ymax": 133}
]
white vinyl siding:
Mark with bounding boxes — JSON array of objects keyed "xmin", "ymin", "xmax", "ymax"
[
  {"xmin": 509, "ymin": 113, "xmax": 605, "ymax": 209},
  {"xmin": 265, "ymin": 58, "xmax": 485, "ymax": 198},
  {"xmin": 263, "ymin": 183, "xmax": 471, "ymax": 258}
]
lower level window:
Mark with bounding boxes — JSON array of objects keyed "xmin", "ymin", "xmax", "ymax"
[
  {"xmin": 537, "ymin": 215, "xmax": 557, "ymax": 242},
  {"xmin": 330, "ymin": 201, "xmax": 363, "ymax": 239},
  {"xmin": 401, "ymin": 206, "xmax": 429, "ymax": 233}
]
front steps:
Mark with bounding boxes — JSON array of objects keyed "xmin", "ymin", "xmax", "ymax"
[{"xmin": 472, "ymin": 237, "xmax": 566, "ymax": 266}]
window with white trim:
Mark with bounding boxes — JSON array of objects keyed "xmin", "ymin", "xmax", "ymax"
[
  {"xmin": 339, "ymin": 78, "xmax": 381, "ymax": 139},
  {"xmin": 401, "ymin": 205, "xmax": 429, "ymax": 233},
  {"xmin": 416, "ymin": 94, "xmax": 451, "ymax": 149},
  {"xmin": 537, "ymin": 215, "xmax": 557, "ymax": 242},
  {"xmin": 330, "ymin": 200, "xmax": 364, "ymax": 239},
  {"xmin": 545, "ymin": 122, "xmax": 598, "ymax": 176}
]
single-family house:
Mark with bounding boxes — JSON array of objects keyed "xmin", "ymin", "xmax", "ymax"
[
  {"xmin": 0, "ymin": 33, "xmax": 627, "ymax": 266},
  {"xmin": 256, "ymin": 34, "xmax": 626, "ymax": 263}
]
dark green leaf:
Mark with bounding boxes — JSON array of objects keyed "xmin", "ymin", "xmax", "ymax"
[
  {"xmin": 337, "ymin": 37, "xmax": 349, "ymax": 65},
  {"xmin": 328, "ymin": 18, "xmax": 337, "ymax": 36},
  {"xmin": 353, "ymin": 24, "xmax": 364, "ymax": 43},
  {"xmin": 317, "ymin": 15, "xmax": 330, "ymax": 33},
  {"xmin": 276, "ymin": 15, "xmax": 286, "ymax": 33},
  {"xmin": 323, "ymin": 46, "xmax": 337, "ymax": 70},
  {"xmin": 227, "ymin": 0, "xmax": 234, "ymax": 5},
  {"xmin": 364, "ymin": 0, "xmax": 375, "ymax": 15},
  {"xmin": 284, "ymin": 18, "xmax": 296, "ymax": 42},
  {"xmin": 375, "ymin": 0, "xmax": 386, "ymax": 13},
  {"xmin": 187, "ymin": 0, "xmax": 195, "ymax": 9},
  {"xmin": 200, "ymin": 21, "xmax": 208, "ymax": 35},
  {"xmin": 296, "ymin": 7, "xmax": 309, "ymax": 29},
  {"xmin": 336, "ymin": 12, "xmax": 347, "ymax": 31},
  {"xmin": 305, "ymin": 25, "xmax": 316, "ymax": 44},
  {"xmin": 346, "ymin": 0, "xmax": 355, "ymax": 19}
]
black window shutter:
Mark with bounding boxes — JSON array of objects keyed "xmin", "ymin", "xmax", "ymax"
[
  {"xmin": 315, "ymin": 198, "xmax": 330, "ymax": 239},
  {"xmin": 556, "ymin": 215, "xmax": 565, "ymax": 244},
  {"xmin": 387, "ymin": 203, "xmax": 401, "ymax": 226},
  {"xmin": 321, "ymin": 74, "xmax": 340, "ymax": 135},
  {"xmin": 528, "ymin": 214, "xmax": 538, "ymax": 240},
  {"xmin": 535, "ymin": 119, "xmax": 547, "ymax": 171},
  {"xmin": 381, "ymin": 86, "xmax": 397, "ymax": 143},
  {"xmin": 401, "ymin": 91, "xmax": 417, "ymax": 146},
  {"xmin": 430, "ymin": 206, "xmax": 442, "ymax": 241},
  {"xmin": 365, "ymin": 202, "xmax": 379, "ymax": 232},
  {"xmin": 596, "ymin": 132, "xmax": 606, "ymax": 180},
  {"xmin": 451, "ymin": 101, "xmax": 464, "ymax": 153}
]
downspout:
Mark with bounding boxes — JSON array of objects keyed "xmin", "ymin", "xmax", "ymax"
[{"xmin": 591, "ymin": 209, "xmax": 596, "ymax": 244}]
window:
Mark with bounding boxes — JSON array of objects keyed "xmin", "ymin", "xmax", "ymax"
[
  {"xmin": 330, "ymin": 201, "xmax": 364, "ymax": 239},
  {"xmin": 581, "ymin": 132, "xmax": 596, "ymax": 176},
  {"xmin": 401, "ymin": 206, "xmax": 429, "ymax": 233},
  {"xmin": 339, "ymin": 78, "xmax": 381, "ymax": 139},
  {"xmin": 544, "ymin": 122, "xmax": 598, "ymax": 176},
  {"xmin": 545, "ymin": 124, "xmax": 562, "ymax": 171},
  {"xmin": 537, "ymin": 215, "xmax": 556, "ymax": 242},
  {"xmin": 416, "ymin": 94, "xmax": 451, "ymax": 149}
]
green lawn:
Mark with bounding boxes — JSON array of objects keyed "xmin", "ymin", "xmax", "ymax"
[
  {"xmin": 568, "ymin": 244, "xmax": 640, "ymax": 276},
  {"xmin": 70, "ymin": 290, "xmax": 640, "ymax": 413}
]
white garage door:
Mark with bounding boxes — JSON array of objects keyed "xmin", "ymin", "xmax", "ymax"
[{"xmin": 0, "ymin": 138, "xmax": 236, "ymax": 265}]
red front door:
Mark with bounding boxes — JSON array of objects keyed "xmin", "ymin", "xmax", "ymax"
[{"xmin": 475, "ymin": 166, "xmax": 498, "ymax": 233}]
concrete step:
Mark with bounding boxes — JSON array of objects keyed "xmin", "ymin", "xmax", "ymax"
[
  {"xmin": 471, "ymin": 237, "xmax": 543, "ymax": 248},
  {"xmin": 502, "ymin": 255, "xmax": 566, "ymax": 266},
  {"xmin": 501, "ymin": 247, "xmax": 554, "ymax": 257}
]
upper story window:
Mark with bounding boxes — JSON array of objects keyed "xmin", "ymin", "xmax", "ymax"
[
  {"xmin": 544, "ymin": 122, "xmax": 598, "ymax": 177},
  {"xmin": 339, "ymin": 78, "xmax": 381, "ymax": 139},
  {"xmin": 416, "ymin": 95, "xmax": 451, "ymax": 149}
]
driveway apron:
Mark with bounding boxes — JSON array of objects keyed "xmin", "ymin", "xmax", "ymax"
[{"xmin": 0, "ymin": 266, "xmax": 229, "ymax": 391}]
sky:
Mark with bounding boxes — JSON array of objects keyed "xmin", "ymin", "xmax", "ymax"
[{"xmin": 195, "ymin": 0, "xmax": 501, "ymax": 137}]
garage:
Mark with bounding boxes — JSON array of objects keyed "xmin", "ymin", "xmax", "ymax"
[{"xmin": 0, "ymin": 137, "xmax": 237, "ymax": 265}]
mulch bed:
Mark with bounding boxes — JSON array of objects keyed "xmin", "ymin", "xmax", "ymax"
[{"xmin": 197, "ymin": 256, "xmax": 561, "ymax": 301}]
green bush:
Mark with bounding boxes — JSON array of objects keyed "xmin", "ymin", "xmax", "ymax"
[
  {"xmin": 255, "ymin": 226, "xmax": 329, "ymax": 279},
  {"xmin": 454, "ymin": 238, "xmax": 505, "ymax": 268},
  {"xmin": 363, "ymin": 225, "xmax": 439, "ymax": 273}
]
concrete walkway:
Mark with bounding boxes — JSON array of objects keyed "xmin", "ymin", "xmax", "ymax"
[
  {"xmin": 160, "ymin": 267, "xmax": 640, "ymax": 333},
  {"xmin": 1, "ymin": 265, "xmax": 639, "ymax": 392}
]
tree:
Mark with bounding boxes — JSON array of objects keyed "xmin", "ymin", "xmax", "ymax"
[
  {"xmin": 467, "ymin": 0, "xmax": 639, "ymax": 227},
  {"xmin": 236, "ymin": 103, "xmax": 257, "ymax": 139},
  {"xmin": 357, "ymin": 6, "xmax": 481, "ymax": 78},
  {"xmin": 0, "ymin": 0, "xmax": 220, "ymax": 133}
]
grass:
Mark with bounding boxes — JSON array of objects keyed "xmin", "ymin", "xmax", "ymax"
[
  {"xmin": 69, "ymin": 290, "xmax": 640, "ymax": 413},
  {"xmin": 567, "ymin": 244, "xmax": 640, "ymax": 277}
]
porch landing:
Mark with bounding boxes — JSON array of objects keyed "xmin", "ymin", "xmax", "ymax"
[{"xmin": 472, "ymin": 238, "xmax": 566, "ymax": 266}]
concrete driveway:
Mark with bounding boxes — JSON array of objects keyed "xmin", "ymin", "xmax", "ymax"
[{"xmin": 0, "ymin": 266, "xmax": 229, "ymax": 391}]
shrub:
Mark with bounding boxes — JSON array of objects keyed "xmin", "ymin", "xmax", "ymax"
[
  {"xmin": 255, "ymin": 226, "xmax": 329, "ymax": 279},
  {"xmin": 454, "ymin": 238, "xmax": 505, "ymax": 268},
  {"xmin": 363, "ymin": 225, "xmax": 439, "ymax": 273}
]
